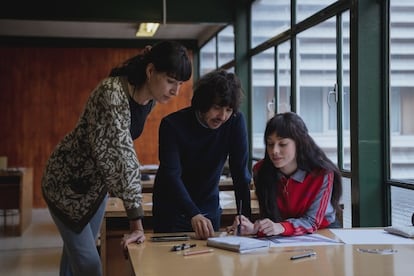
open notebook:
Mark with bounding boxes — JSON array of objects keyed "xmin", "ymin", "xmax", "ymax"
[{"xmin": 207, "ymin": 236, "xmax": 270, "ymax": 254}]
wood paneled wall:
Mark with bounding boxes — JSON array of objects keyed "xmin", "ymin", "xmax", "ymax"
[{"xmin": 0, "ymin": 47, "xmax": 193, "ymax": 208}]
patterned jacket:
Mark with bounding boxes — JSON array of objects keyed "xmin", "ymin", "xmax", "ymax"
[{"xmin": 42, "ymin": 76, "xmax": 143, "ymax": 233}]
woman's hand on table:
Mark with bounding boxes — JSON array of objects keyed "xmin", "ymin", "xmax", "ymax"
[
  {"xmin": 253, "ymin": 219, "xmax": 284, "ymax": 236},
  {"xmin": 120, "ymin": 229, "xmax": 145, "ymax": 259}
]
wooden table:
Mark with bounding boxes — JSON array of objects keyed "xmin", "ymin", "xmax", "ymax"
[
  {"xmin": 0, "ymin": 168, "xmax": 33, "ymax": 235},
  {"xmin": 101, "ymin": 191, "xmax": 259, "ymax": 276},
  {"xmin": 127, "ymin": 229, "xmax": 414, "ymax": 276}
]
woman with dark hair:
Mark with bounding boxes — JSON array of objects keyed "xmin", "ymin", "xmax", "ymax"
[
  {"xmin": 42, "ymin": 40, "xmax": 192, "ymax": 275},
  {"xmin": 153, "ymin": 69, "xmax": 252, "ymax": 240},
  {"xmin": 230, "ymin": 112, "xmax": 342, "ymax": 237}
]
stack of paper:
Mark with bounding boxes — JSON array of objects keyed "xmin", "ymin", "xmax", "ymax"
[
  {"xmin": 207, "ymin": 236, "xmax": 270, "ymax": 253},
  {"xmin": 384, "ymin": 225, "xmax": 414, "ymax": 238}
]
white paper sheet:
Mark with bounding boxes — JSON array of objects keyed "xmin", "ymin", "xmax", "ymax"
[
  {"xmin": 262, "ymin": 233, "xmax": 342, "ymax": 247},
  {"xmin": 330, "ymin": 228, "xmax": 414, "ymax": 244}
]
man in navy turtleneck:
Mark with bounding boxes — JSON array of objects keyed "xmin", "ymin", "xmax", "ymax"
[{"xmin": 153, "ymin": 70, "xmax": 252, "ymax": 239}]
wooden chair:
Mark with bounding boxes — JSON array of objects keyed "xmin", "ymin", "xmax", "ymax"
[{"xmin": 0, "ymin": 180, "xmax": 20, "ymax": 233}]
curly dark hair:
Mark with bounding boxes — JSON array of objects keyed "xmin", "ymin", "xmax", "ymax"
[
  {"xmin": 255, "ymin": 112, "xmax": 343, "ymax": 222},
  {"xmin": 191, "ymin": 69, "xmax": 243, "ymax": 114}
]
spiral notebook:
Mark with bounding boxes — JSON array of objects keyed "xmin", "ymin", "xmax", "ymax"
[{"xmin": 207, "ymin": 236, "xmax": 270, "ymax": 254}]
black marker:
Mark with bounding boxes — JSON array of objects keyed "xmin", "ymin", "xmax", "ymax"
[
  {"xmin": 290, "ymin": 251, "xmax": 316, "ymax": 260},
  {"xmin": 171, "ymin": 243, "xmax": 196, "ymax": 251}
]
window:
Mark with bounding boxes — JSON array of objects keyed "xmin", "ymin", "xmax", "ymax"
[
  {"xmin": 251, "ymin": 49, "xmax": 275, "ymax": 158},
  {"xmin": 391, "ymin": 186, "xmax": 414, "ymax": 226},
  {"xmin": 296, "ymin": 18, "xmax": 338, "ymax": 165},
  {"xmin": 251, "ymin": 0, "xmax": 290, "ymax": 48},
  {"xmin": 200, "ymin": 37, "xmax": 217, "ymax": 75},
  {"xmin": 341, "ymin": 177, "xmax": 352, "ymax": 228},
  {"xmin": 389, "ymin": 0, "xmax": 414, "ymax": 182},
  {"xmin": 388, "ymin": 0, "xmax": 414, "ymax": 228},
  {"xmin": 249, "ymin": 0, "xmax": 352, "ymax": 226},
  {"xmin": 277, "ymin": 41, "xmax": 292, "ymax": 114},
  {"xmin": 341, "ymin": 11, "xmax": 351, "ymax": 171},
  {"xmin": 296, "ymin": 1, "xmax": 339, "ymax": 23},
  {"xmin": 200, "ymin": 25, "xmax": 235, "ymax": 75},
  {"xmin": 218, "ymin": 25, "xmax": 234, "ymax": 66}
]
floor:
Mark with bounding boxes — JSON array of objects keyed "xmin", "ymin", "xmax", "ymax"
[
  {"xmin": 0, "ymin": 209, "xmax": 133, "ymax": 276},
  {"xmin": 0, "ymin": 209, "xmax": 61, "ymax": 276}
]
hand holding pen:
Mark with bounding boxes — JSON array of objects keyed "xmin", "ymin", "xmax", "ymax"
[{"xmin": 226, "ymin": 214, "xmax": 255, "ymax": 235}]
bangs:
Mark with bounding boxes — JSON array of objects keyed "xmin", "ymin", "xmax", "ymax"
[
  {"xmin": 265, "ymin": 119, "xmax": 292, "ymax": 139},
  {"xmin": 157, "ymin": 55, "xmax": 192, "ymax": 82}
]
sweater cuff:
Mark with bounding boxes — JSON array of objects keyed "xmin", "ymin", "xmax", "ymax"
[
  {"xmin": 188, "ymin": 207, "xmax": 201, "ymax": 219},
  {"xmin": 280, "ymin": 221, "xmax": 294, "ymax": 236},
  {"xmin": 126, "ymin": 206, "xmax": 144, "ymax": 221}
]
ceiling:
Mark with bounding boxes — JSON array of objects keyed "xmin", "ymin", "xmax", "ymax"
[
  {"xmin": 0, "ymin": 0, "xmax": 236, "ymax": 47},
  {"xmin": 0, "ymin": 19, "xmax": 225, "ymax": 47}
]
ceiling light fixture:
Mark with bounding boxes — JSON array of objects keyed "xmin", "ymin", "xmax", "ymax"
[
  {"xmin": 136, "ymin": 22, "xmax": 160, "ymax": 37},
  {"xmin": 136, "ymin": 0, "xmax": 166, "ymax": 37}
]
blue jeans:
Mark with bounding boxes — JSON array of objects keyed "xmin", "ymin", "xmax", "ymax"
[{"xmin": 50, "ymin": 195, "xmax": 108, "ymax": 276}]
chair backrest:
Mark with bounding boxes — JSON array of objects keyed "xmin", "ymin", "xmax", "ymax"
[
  {"xmin": 0, "ymin": 176, "xmax": 20, "ymax": 209},
  {"xmin": 337, "ymin": 204, "xmax": 344, "ymax": 228}
]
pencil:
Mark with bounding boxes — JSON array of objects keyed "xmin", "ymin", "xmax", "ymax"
[
  {"xmin": 183, "ymin": 249, "xmax": 214, "ymax": 256},
  {"xmin": 290, "ymin": 251, "xmax": 316, "ymax": 260}
]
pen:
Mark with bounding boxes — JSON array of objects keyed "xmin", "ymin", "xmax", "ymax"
[
  {"xmin": 183, "ymin": 249, "xmax": 214, "ymax": 256},
  {"xmin": 171, "ymin": 243, "xmax": 196, "ymax": 251},
  {"xmin": 290, "ymin": 251, "xmax": 316, "ymax": 260},
  {"xmin": 237, "ymin": 200, "xmax": 242, "ymax": 236}
]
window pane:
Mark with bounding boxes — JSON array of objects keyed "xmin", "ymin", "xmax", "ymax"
[
  {"xmin": 277, "ymin": 41, "xmax": 291, "ymax": 113},
  {"xmin": 342, "ymin": 88, "xmax": 350, "ymax": 171},
  {"xmin": 296, "ymin": 1, "xmax": 338, "ymax": 23},
  {"xmin": 251, "ymin": 0, "xmax": 290, "ymax": 48},
  {"xmin": 341, "ymin": 177, "xmax": 352, "ymax": 228},
  {"xmin": 200, "ymin": 37, "xmax": 217, "ymax": 75},
  {"xmin": 297, "ymin": 18, "xmax": 338, "ymax": 164},
  {"xmin": 218, "ymin": 25, "xmax": 234, "ymax": 66},
  {"xmin": 389, "ymin": 0, "xmax": 414, "ymax": 182},
  {"xmin": 391, "ymin": 186, "xmax": 414, "ymax": 227},
  {"xmin": 251, "ymin": 49, "xmax": 275, "ymax": 159},
  {"xmin": 342, "ymin": 11, "xmax": 351, "ymax": 171}
]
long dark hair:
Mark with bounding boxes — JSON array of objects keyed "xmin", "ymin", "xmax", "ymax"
[
  {"xmin": 255, "ymin": 112, "xmax": 343, "ymax": 221},
  {"xmin": 109, "ymin": 40, "xmax": 192, "ymax": 87}
]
